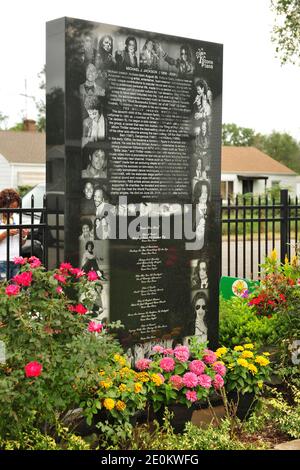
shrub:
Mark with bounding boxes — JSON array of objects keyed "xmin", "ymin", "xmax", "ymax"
[
  {"xmin": 0, "ymin": 257, "xmax": 123, "ymax": 438},
  {"xmin": 219, "ymin": 296, "xmax": 282, "ymax": 348}
]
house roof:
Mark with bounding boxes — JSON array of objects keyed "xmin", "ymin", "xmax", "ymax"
[
  {"xmin": 222, "ymin": 146, "xmax": 296, "ymax": 175},
  {"xmin": 0, "ymin": 131, "xmax": 45, "ymax": 164}
]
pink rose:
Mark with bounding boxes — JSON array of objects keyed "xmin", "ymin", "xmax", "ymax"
[
  {"xmin": 186, "ymin": 390, "xmax": 198, "ymax": 403},
  {"xmin": 136, "ymin": 358, "xmax": 152, "ymax": 371},
  {"xmin": 88, "ymin": 321, "xmax": 103, "ymax": 333},
  {"xmin": 5, "ymin": 284, "xmax": 20, "ymax": 296},
  {"xmin": 25, "ymin": 361, "xmax": 42, "ymax": 377},
  {"xmin": 212, "ymin": 362, "xmax": 226, "ymax": 376},
  {"xmin": 189, "ymin": 360, "xmax": 205, "ymax": 375},
  {"xmin": 174, "ymin": 345, "xmax": 190, "ymax": 362},
  {"xmin": 54, "ymin": 274, "xmax": 67, "ymax": 284},
  {"xmin": 152, "ymin": 345, "xmax": 164, "ymax": 354},
  {"xmin": 160, "ymin": 357, "xmax": 175, "ymax": 372},
  {"xmin": 213, "ymin": 374, "xmax": 224, "ymax": 390},
  {"xmin": 29, "ymin": 256, "xmax": 42, "ymax": 268},
  {"xmin": 87, "ymin": 271, "xmax": 99, "ymax": 281},
  {"xmin": 13, "ymin": 256, "xmax": 27, "ymax": 265},
  {"xmin": 74, "ymin": 304, "xmax": 88, "ymax": 315},
  {"xmin": 203, "ymin": 349, "xmax": 217, "ymax": 364},
  {"xmin": 59, "ymin": 262, "xmax": 73, "ymax": 272},
  {"xmin": 13, "ymin": 271, "xmax": 33, "ymax": 287},
  {"xmin": 56, "ymin": 286, "xmax": 63, "ymax": 294},
  {"xmin": 198, "ymin": 374, "xmax": 212, "ymax": 389},
  {"xmin": 183, "ymin": 372, "xmax": 198, "ymax": 388},
  {"xmin": 169, "ymin": 375, "xmax": 184, "ymax": 390},
  {"xmin": 70, "ymin": 268, "xmax": 85, "ymax": 278}
]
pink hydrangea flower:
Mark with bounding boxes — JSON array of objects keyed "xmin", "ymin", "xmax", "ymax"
[
  {"xmin": 136, "ymin": 358, "xmax": 152, "ymax": 371},
  {"xmin": 54, "ymin": 274, "xmax": 67, "ymax": 284},
  {"xmin": 189, "ymin": 360, "xmax": 206, "ymax": 375},
  {"xmin": 186, "ymin": 390, "xmax": 198, "ymax": 402},
  {"xmin": 152, "ymin": 345, "xmax": 164, "ymax": 354},
  {"xmin": 213, "ymin": 374, "xmax": 224, "ymax": 390},
  {"xmin": 29, "ymin": 256, "xmax": 42, "ymax": 268},
  {"xmin": 203, "ymin": 349, "xmax": 217, "ymax": 364},
  {"xmin": 163, "ymin": 348, "xmax": 174, "ymax": 355},
  {"xmin": 5, "ymin": 284, "xmax": 20, "ymax": 296},
  {"xmin": 198, "ymin": 374, "xmax": 212, "ymax": 389},
  {"xmin": 13, "ymin": 256, "xmax": 27, "ymax": 265},
  {"xmin": 169, "ymin": 375, "xmax": 184, "ymax": 390},
  {"xmin": 212, "ymin": 362, "xmax": 226, "ymax": 376},
  {"xmin": 173, "ymin": 345, "xmax": 190, "ymax": 362},
  {"xmin": 13, "ymin": 271, "xmax": 33, "ymax": 287},
  {"xmin": 87, "ymin": 321, "xmax": 103, "ymax": 333},
  {"xmin": 24, "ymin": 361, "xmax": 42, "ymax": 377},
  {"xmin": 87, "ymin": 270, "xmax": 99, "ymax": 281},
  {"xmin": 160, "ymin": 357, "xmax": 175, "ymax": 372},
  {"xmin": 183, "ymin": 372, "xmax": 198, "ymax": 388}
]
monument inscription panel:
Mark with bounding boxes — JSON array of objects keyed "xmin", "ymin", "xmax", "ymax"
[{"xmin": 46, "ymin": 17, "xmax": 223, "ymax": 355}]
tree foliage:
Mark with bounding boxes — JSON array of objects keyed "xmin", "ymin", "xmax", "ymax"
[
  {"xmin": 271, "ymin": 0, "xmax": 300, "ymax": 65},
  {"xmin": 222, "ymin": 123, "xmax": 256, "ymax": 147},
  {"xmin": 35, "ymin": 66, "xmax": 45, "ymax": 132},
  {"xmin": 0, "ymin": 111, "xmax": 8, "ymax": 130},
  {"xmin": 222, "ymin": 123, "xmax": 300, "ymax": 174}
]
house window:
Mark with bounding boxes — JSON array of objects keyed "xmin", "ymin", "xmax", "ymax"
[
  {"xmin": 242, "ymin": 179, "xmax": 253, "ymax": 194},
  {"xmin": 221, "ymin": 181, "xmax": 234, "ymax": 200}
]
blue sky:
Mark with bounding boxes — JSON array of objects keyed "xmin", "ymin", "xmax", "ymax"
[{"xmin": 1, "ymin": 0, "xmax": 300, "ymax": 140}]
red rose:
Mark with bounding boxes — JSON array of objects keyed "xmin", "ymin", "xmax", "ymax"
[{"xmin": 25, "ymin": 361, "xmax": 43, "ymax": 377}]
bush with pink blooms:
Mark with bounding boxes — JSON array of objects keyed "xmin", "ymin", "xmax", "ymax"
[
  {"xmin": 138, "ymin": 342, "xmax": 226, "ymax": 412},
  {"xmin": 0, "ymin": 257, "xmax": 123, "ymax": 439}
]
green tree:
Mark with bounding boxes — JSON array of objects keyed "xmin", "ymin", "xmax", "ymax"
[
  {"xmin": 222, "ymin": 123, "xmax": 256, "ymax": 146},
  {"xmin": 35, "ymin": 66, "xmax": 45, "ymax": 132},
  {"xmin": 271, "ymin": 0, "xmax": 300, "ymax": 65},
  {"xmin": 8, "ymin": 122, "xmax": 25, "ymax": 131},
  {"xmin": 0, "ymin": 111, "xmax": 8, "ymax": 130},
  {"xmin": 257, "ymin": 131, "xmax": 300, "ymax": 174}
]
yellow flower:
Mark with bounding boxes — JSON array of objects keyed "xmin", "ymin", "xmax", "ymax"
[
  {"xmin": 134, "ymin": 382, "xmax": 143, "ymax": 393},
  {"xmin": 99, "ymin": 370, "xmax": 106, "ymax": 376},
  {"xmin": 120, "ymin": 367, "xmax": 133, "ymax": 377},
  {"xmin": 284, "ymin": 255, "xmax": 289, "ymax": 265},
  {"xmin": 234, "ymin": 346, "xmax": 244, "ymax": 352},
  {"xmin": 291, "ymin": 255, "xmax": 298, "ymax": 267},
  {"xmin": 114, "ymin": 354, "xmax": 127, "ymax": 366},
  {"xmin": 270, "ymin": 249, "xmax": 277, "ymax": 262},
  {"xmin": 237, "ymin": 358, "xmax": 249, "ymax": 368},
  {"xmin": 243, "ymin": 343, "xmax": 254, "ymax": 350},
  {"xmin": 116, "ymin": 400, "xmax": 126, "ymax": 411},
  {"xmin": 100, "ymin": 380, "xmax": 112, "ymax": 389},
  {"xmin": 151, "ymin": 373, "xmax": 164, "ymax": 386},
  {"xmin": 255, "ymin": 356, "xmax": 270, "ymax": 367},
  {"xmin": 241, "ymin": 350, "xmax": 254, "ymax": 359},
  {"xmin": 262, "ymin": 352, "xmax": 270, "ymax": 356},
  {"xmin": 215, "ymin": 347, "xmax": 228, "ymax": 358},
  {"xmin": 137, "ymin": 372, "xmax": 150, "ymax": 383},
  {"xmin": 119, "ymin": 384, "xmax": 127, "ymax": 392},
  {"xmin": 248, "ymin": 364, "xmax": 258, "ymax": 375},
  {"xmin": 103, "ymin": 398, "xmax": 115, "ymax": 410},
  {"xmin": 228, "ymin": 363, "xmax": 235, "ymax": 369},
  {"xmin": 257, "ymin": 380, "xmax": 263, "ymax": 389}
]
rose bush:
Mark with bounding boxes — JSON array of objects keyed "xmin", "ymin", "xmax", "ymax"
[{"xmin": 0, "ymin": 257, "xmax": 123, "ymax": 438}]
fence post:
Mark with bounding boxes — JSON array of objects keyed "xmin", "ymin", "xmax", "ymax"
[{"xmin": 280, "ymin": 189, "xmax": 288, "ymax": 264}]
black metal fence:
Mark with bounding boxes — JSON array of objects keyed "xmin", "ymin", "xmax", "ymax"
[
  {"xmin": 1, "ymin": 190, "xmax": 299, "ymax": 281},
  {"xmin": 221, "ymin": 189, "xmax": 300, "ymax": 280},
  {"xmin": 0, "ymin": 195, "xmax": 64, "ymax": 279}
]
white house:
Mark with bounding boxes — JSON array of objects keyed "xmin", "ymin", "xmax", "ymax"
[
  {"xmin": 0, "ymin": 128, "xmax": 45, "ymax": 190},
  {"xmin": 221, "ymin": 146, "xmax": 298, "ymax": 199}
]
